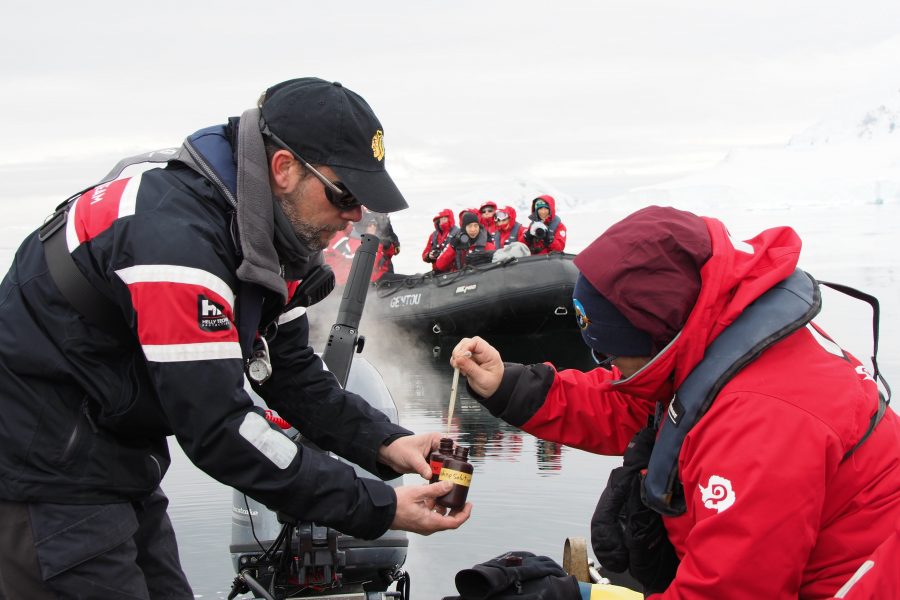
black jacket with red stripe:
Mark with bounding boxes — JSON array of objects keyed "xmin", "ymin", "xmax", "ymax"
[{"xmin": 0, "ymin": 125, "xmax": 409, "ymax": 540}]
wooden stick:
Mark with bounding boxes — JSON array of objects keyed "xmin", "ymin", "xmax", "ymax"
[
  {"xmin": 447, "ymin": 367, "xmax": 460, "ymax": 436},
  {"xmin": 446, "ymin": 351, "xmax": 471, "ymax": 435}
]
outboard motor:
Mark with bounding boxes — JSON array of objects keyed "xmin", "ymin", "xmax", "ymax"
[{"xmin": 228, "ymin": 235, "xmax": 410, "ymax": 599}]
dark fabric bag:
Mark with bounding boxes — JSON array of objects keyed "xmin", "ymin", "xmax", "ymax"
[
  {"xmin": 590, "ymin": 426, "xmax": 679, "ymax": 595},
  {"xmin": 441, "ymin": 551, "xmax": 580, "ymax": 600}
]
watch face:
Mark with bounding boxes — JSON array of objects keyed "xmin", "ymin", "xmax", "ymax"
[{"xmin": 248, "ymin": 358, "xmax": 271, "ymax": 383}]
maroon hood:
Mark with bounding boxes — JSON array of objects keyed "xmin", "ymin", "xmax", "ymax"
[
  {"xmin": 574, "ymin": 206, "xmax": 711, "ymax": 353},
  {"xmin": 574, "ymin": 204, "xmax": 802, "ymax": 401}
]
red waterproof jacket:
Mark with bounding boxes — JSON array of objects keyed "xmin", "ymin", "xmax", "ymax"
[
  {"xmin": 433, "ymin": 227, "xmax": 495, "ymax": 273},
  {"xmin": 479, "ymin": 212, "xmax": 900, "ymax": 599},
  {"xmin": 494, "ymin": 206, "xmax": 525, "ymax": 249},
  {"xmin": 422, "ymin": 208, "xmax": 455, "ymax": 264},
  {"xmin": 478, "ymin": 200, "xmax": 498, "ymax": 236},
  {"xmin": 337, "ymin": 236, "xmax": 390, "ymax": 282},
  {"xmin": 524, "ymin": 195, "xmax": 567, "ymax": 254},
  {"xmin": 829, "ymin": 517, "xmax": 900, "ymax": 599}
]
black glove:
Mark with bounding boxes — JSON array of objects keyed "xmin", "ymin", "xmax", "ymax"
[
  {"xmin": 626, "ymin": 483, "xmax": 680, "ymax": 595},
  {"xmin": 443, "ymin": 551, "xmax": 580, "ymax": 600},
  {"xmin": 590, "ymin": 426, "xmax": 678, "ymax": 593}
]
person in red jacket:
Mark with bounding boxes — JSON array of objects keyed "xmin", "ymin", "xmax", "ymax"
[
  {"xmin": 434, "ymin": 211, "xmax": 495, "ymax": 273},
  {"xmin": 422, "ymin": 208, "xmax": 456, "ymax": 265},
  {"xmin": 523, "ymin": 195, "xmax": 567, "ymax": 254},
  {"xmin": 478, "ymin": 201, "xmax": 498, "ymax": 236},
  {"xmin": 451, "ymin": 205, "xmax": 900, "ymax": 599},
  {"xmin": 342, "ymin": 214, "xmax": 397, "ymax": 283},
  {"xmin": 493, "ymin": 205, "xmax": 525, "ymax": 249}
]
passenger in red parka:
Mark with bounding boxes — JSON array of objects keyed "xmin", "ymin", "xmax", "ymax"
[
  {"xmin": 523, "ymin": 195, "xmax": 566, "ymax": 254},
  {"xmin": 478, "ymin": 201, "xmax": 498, "ymax": 236},
  {"xmin": 434, "ymin": 211, "xmax": 495, "ymax": 273},
  {"xmin": 493, "ymin": 205, "xmax": 525, "ymax": 249},
  {"xmin": 344, "ymin": 216, "xmax": 396, "ymax": 282},
  {"xmin": 422, "ymin": 208, "xmax": 456, "ymax": 265},
  {"xmin": 451, "ymin": 205, "xmax": 900, "ymax": 600}
]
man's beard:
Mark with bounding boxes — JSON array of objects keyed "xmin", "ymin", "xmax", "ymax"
[{"xmin": 277, "ymin": 192, "xmax": 344, "ymax": 252}]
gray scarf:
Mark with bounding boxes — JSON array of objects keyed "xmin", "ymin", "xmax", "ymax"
[{"xmin": 234, "ymin": 108, "xmax": 321, "ymax": 301}]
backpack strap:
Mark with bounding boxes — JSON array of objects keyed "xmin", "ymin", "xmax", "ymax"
[
  {"xmin": 817, "ymin": 280, "xmax": 892, "ymax": 403},
  {"xmin": 39, "ymin": 198, "xmax": 131, "ymax": 339},
  {"xmin": 817, "ymin": 280, "xmax": 892, "ymax": 460}
]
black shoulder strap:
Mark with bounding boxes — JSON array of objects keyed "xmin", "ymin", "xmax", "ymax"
[
  {"xmin": 817, "ymin": 280, "xmax": 891, "ymax": 403},
  {"xmin": 546, "ymin": 215, "xmax": 561, "ymax": 237},
  {"xmin": 38, "ymin": 148, "xmax": 185, "ymax": 339},
  {"xmin": 816, "ymin": 280, "xmax": 892, "ymax": 460},
  {"xmin": 39, "ymin": 202, "xmax": 131, "ymax": 339}
]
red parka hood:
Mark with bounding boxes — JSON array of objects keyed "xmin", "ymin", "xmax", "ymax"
[
  {"xmin": 531, "ymin": 195, "xmax": 557, "ymax": 222},
  {"xmin": 433, "ymin": 208, "xmax": 455, "ymax": 234},
  {"xmin": 574, "ymin": 205, "xmax": 802, "ymax": 401},
  {"xmin": 498, "ymin": 205, "xmax": 518, "ymax": 231}
]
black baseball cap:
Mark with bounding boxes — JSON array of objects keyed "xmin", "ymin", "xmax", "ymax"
[{"xmin": 259, "ymin": 77, "xmax": 408, "ymax": 213}]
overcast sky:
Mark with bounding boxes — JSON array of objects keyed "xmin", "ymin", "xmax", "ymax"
[{"xmin": 3, "ymin": 0, "xmax": 900, "ymax": 202}]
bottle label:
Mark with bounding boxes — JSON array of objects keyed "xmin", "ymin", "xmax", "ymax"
[
  {"xmin": 439, "ymin": 467, "xmax": 472, "ymax": 487},
  {"xmin": 430, "ymin": 459, "xmax": 443, "ymax": 477}
]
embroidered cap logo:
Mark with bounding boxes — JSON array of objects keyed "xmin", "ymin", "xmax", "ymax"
[
  {"xmin": 371, "ymin": 130, "xmax": 385, "ymax": 161},
  {"xmin": 573, "ymin": 298, "xmax": 590, "ymax": 330}
]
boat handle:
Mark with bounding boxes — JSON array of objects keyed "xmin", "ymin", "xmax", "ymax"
[{"xmin": 554, "ymin": 306, "xmax": 569, "ymax": 316}]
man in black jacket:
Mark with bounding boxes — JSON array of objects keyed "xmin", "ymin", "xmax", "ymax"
[{"xmin": 0, "ymin": 78, "xmax": 470, "ymax": 598}]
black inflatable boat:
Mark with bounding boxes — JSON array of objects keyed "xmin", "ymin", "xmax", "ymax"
[{"xmin": 367, "ymin": 253, "xmax": 592, "ymax": 368}]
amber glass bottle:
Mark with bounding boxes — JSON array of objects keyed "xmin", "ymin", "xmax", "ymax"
[
  {"xmin": 429, "ymin": 438, "xmax": 455, "ymax": 483},
  {"xmin": 436, "ymin": 445, "xmax": 473, "ymax": 509}
]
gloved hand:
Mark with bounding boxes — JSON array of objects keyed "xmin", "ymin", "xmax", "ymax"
[
  {"xmin": 590, "ymin": 426, "xmax": 678, "ymax": 594},
  {"xmin": 442, "ymin": 551, "xmax": 581, "ymax": 600},
  {"xmin": 591, "ymin": 427, "xmax": 656, "ymax": 572},
  {"xmin": 626, "ymin": 484, "xmax": 679, "ymax": 595}
]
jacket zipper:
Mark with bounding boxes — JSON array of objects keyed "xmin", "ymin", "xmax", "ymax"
[{"xmin": 184, "ymin": 140, "xmax": 237, "ymax": 207}]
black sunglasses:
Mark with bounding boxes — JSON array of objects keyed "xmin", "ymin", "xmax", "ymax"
[{"xmin": 261, "ymin": 123, "xmax": 361, "ymax": 212}]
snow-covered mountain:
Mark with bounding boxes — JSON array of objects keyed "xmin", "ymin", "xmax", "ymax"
[{"xmin": 618, "ymin": 89, "xmax": 900, "ymax": 213}]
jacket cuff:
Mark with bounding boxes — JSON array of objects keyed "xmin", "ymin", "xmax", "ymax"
[
  {"xmin": 468, "ymin": 362, "xmax": 556, "ymax": 427},
  {"xmin": 355, "ymin": 478, "xmax": 398, "ymax": 540},
  {"xmin": 372, "ymin": 430, "xmax": 414, "ymax": 481}
]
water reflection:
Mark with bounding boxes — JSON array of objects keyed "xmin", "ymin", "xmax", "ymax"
[{"xmin": 536, "ymin": 440, "xmax": 565, "ymax": 473}]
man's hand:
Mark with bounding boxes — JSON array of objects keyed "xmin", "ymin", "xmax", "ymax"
[
  {"xmin": 450, "ymin": 336, "xmax": 504, "ymax": 397},
  {"xmin": 390, "ymin": 481, "xmax": 472, "ymax": 535},
  {"xmin": 378, "ymin": 432, "xmax": 442, "ymax": 480}
]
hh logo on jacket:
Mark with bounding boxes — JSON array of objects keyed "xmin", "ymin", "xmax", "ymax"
[
  {"xmin": 198, "ymin": 295, "xmax": 230, "ymax": 332},
  {"xmin": 699, "ymin": 475, "xmax": 736, "ymax": 513}
]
